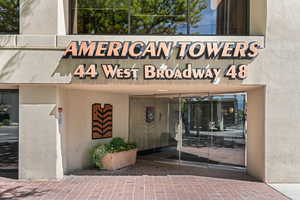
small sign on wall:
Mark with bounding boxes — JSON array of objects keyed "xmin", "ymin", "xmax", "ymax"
[
  {"xmin": 92, "ymin": 104, "xmax": 113, "ymax": 139},
  {"xmin": 145, "ymin": 106, "xmax": 155, "ymax": 123},
  {"xmin": 58, "ymin": 107, "xmax": 64, "ymax": 129}
]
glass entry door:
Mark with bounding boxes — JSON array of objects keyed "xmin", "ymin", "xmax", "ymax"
[
  {"xmin": 129, "ymin": 96, "xmax": 180, "ymax": 162},
  {"xmin": 180, "ymin": 94, "xmax": 211, "ymax": 164},
  {"xmin": 207, "ymin": 94, "xmax": 246, "ymax": 167},
  {"xmin": 129, "ymin": 93, "xmax": 246, "ymax": 168},
  {"xmin": 179, "ymin": 94, "xmax": 246, "ymax": 167}
]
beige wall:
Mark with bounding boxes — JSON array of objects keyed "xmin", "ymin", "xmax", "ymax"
[
  {"xmin": 19, "ymin": 86, "xmax": 130, "ymax": 178},
  {"xmin": 61, "ymin": 88, "xmax": 129, "ymax": 172},
  {"xmin": 19, "ymin": 86, "xmax": 63, "ymax": 180},
  {"xmin": 20, "ymin": 0, "xmax": 58, "ymax": 34},
  {"xmin": 0, "ymin": 49, "xmax": 70, "ymax": 84},
  {"xmin": 265, "ymin": 90, "xmax": 300, "ymax": 183},
  {"xmin": 247, "ymin": 87, "xmax": 265, "ymax": 181},
  {"xmin": 247, "ymin": 0, "xmax": 300, "ymax": 183}
]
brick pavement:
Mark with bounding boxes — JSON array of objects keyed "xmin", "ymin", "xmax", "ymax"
[{"xmin": 0, "ymin": 160, "xmax": 288, "ymax": 200}]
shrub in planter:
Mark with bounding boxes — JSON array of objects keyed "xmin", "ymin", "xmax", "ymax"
[{"xmin": 91, "ymin": 137, "xmax": 137, "ymax": 170}]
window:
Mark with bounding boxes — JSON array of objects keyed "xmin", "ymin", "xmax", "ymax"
[
  {"xmin": 130, "ymin": 0, "xmax": 187, "ymax": 35},
  {"xmin": 70, "ymin": 0, "xmax": 248, "ymax": 35},
  {"xmin": 0, "ymin": 90, "xmax": 19, "ymax": 179},
  {"xmin": 70, "ymin": 0, "xmax": 129, "ymax": 34},
  {"xmin": 0, "ymin": 0, "xmax": 19, "ymax": 34}
]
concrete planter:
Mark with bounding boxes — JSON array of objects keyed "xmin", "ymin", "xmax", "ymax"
[{"xmin": 101, "ymin": 149, "xmax": 137, "ymax": 170}]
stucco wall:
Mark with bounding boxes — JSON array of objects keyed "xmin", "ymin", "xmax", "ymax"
[
  {"xmin": 247, "ymin": 87, "xmax": 265, "ymax": 181},
  {"xmin": 265, "ymin": 0, "xmax": 300, "ymax": 183},
  {"xmin": 61, "ymin": 88, "xmax": 129, "ymax": 172},
  {"xmin": 20, "ymin": 0, "xmax": 58, "ymax": 34},
  {"xmin": 245, "ymin": 0, "xmax": 300, "ymax": 183},
  {"xmin": 19, "ymin": 86, "xmax": 63, "ymax": 180},
  {"xmin": 0, "ymin": 49, "xmax": 70, "ymax": 83}
]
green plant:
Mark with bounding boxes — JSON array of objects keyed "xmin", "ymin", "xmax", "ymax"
[
  {"xmin": 110, "ymin": 137, "xmax": 126, "ymax": 148},
  {"xmin": 2, "ymin": 119, "xmax": 10, "ymax": 126},
  {"xmin": 91, "ymin": 143, "xmax": 107, "ymax": 168},
  {"xmin": 91, "ymin": 137, "xmax": 137, "ymax": 168}
]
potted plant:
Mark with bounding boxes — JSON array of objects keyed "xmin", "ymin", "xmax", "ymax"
[{"xmin": 91, "ymin": 137, "xmax": 137, "ymax": 170}]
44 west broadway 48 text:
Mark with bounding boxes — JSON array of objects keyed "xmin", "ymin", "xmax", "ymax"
[{"xmin": 73, "ymin": 63, "xmax": 248, "ymax": 80}]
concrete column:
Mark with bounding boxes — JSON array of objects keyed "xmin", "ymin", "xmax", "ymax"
[
  {"xmin": 265, "ymin": 89, "xmax": 300, "ymax": 183},
  {"xmin": 19, "ymin": 86, "xmax": 63, "ymax": 180},
  {"xmin": 20, "ymin": 0, "xmax": 58, "ymax": 34},
  {"xmin": 247, "ymin": 87, "xmax": 266, "ymax": 181},
  {"xmin": 250, "ymin": 0, "xmax": 267, "ymax": 35},
  {"xmin": 57, "ymin": 0, "xmax": 69, "ymax": 35}
]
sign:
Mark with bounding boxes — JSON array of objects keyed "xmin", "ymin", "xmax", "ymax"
[
  {"xmin": 63, "ymin": 41, "xmax": 262, "ymax": 81},
  {"xmin": 64, "ymin": 41, "xmax": 260, "ymax": 59},
  {"xmin": 145, "ymin": 107, "xmax": 155, "ymax": 123},
  {"xmin": 92, "ymin": 104, "xmax": 113, "ymax": 139},
  {"xmin": 58, "ymin": 107, "xmax": 64, "ymax": 129}
]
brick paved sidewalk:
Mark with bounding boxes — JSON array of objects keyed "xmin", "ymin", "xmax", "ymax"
[{"xmin": 0, "ymin": 160, "xmax": 288, "ymax": 200}]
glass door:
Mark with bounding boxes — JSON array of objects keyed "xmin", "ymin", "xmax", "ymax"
[
  {"xmin": 129, "ymin": 93, "xmax": 246, "ymax": 168},
  {"xmin": 129, "ymin": 96, "xmax": 180, "ymax": 162},
  {"xmin": 179, "ymin": 94, "xmax": 211, "ymax": 164},
  {"xmin": 178, "ymin": 93, "xmax": 246, "ymax": 168},
  {"xmin": 208, "ymin": 94, "xmax": 246, "ymax": 167}
]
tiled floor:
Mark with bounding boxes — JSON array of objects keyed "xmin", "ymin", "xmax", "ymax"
[
  {"xmin": 146, "ymin": 146, "xmax": 246, "ymax": 167},
  {"xmin": 0, "ymin": 160, "xmax": 288, "ymax": 200}
]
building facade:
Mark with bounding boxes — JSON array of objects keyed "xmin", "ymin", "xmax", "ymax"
[{"xmin": 0, "ymin": 0, "xmax": 299, "ymax": 183}]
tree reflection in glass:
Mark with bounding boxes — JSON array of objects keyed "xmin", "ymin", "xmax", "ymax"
[
  {"xmin": 75, "ymin": 0, "xmax": 129, "ymax": 34},
  {"xmin": 0, "ymin": 0, "xmax": 19, "ymax": 34},
  {"xmin": 71, "ymin": 0, "xmax": 248, "ymax": 35},
  {"xmin": 130, "ymin": 0, "xmax": 206, "ymax": 35}
]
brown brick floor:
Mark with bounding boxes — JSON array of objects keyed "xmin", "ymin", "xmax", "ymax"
[{"xmin": 0, "ymin": 160, "xmax": 288, "ymax": 200}]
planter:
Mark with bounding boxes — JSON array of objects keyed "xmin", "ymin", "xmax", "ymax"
[{"xmin": 101, "ymin": 149, "xmax": 137, "ymax": 170}]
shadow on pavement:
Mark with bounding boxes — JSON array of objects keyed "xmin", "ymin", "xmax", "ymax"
[{"xmin": 0, "ymin": 186, "xmax": 49, "ymax": 200}]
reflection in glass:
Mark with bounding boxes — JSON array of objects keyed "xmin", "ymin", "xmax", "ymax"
[
  {"xmin": 181, "ymin": 95, "xmax": 211, "ymax": 164},
  {"xmin": 190, "ymin": 0, "xmax": 248, "ymax": 35},
  {"xmin": 129, "ymin": 97, "xmax": 180, "ymax": 162},
  {"xmin": 129, "ymin": 93, "xmax": 246, "ymax": 168},
  {"xmin": 71, "ymin": 0, "xmax": 129, "ymax": 34},
  {"xmin": 0, "ymin": 0, "xmax": 19, "ymax": 34},
  {"xmin": 216, "ymin": 0, "xmax": 248, "ymax": 35},
  {"xmin": 0, "ymin": 90, "xmax": 19, "ymax": 124},
  {"xmin": 71, "ymin": 0, "xmax": 248, "ymax": 35},
  {"xmin": 0, "ymin": 90, "xmax": 19, "ymax": 175},
  {"xmin": 130, "ymin": 0, "xmax": 187, "ymax": 35},
  {"xmin": 181, "ymin": 94, "xmax": 246, "ymax": 167},
  {"xmin": 208, "ymin": 94, "xmax": 246, "ymax": 167},
  {"xmin": 189, "ymin": 0, "xmax": 216, "ymax": 35}
]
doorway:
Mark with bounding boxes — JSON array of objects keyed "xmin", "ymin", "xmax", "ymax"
[{"xmin": 129, "ymin": 93, "xmax": 246, "ymax": 169}]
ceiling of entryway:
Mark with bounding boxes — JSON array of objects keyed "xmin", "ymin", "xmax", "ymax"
[{"xmin": 63, "ymin": 84, "xmax": 262, "ymax": 96}]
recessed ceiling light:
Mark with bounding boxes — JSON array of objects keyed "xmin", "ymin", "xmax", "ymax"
[{"xmin": 157, "ymin": 89, "xmax": 168, "ymax": 92}]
